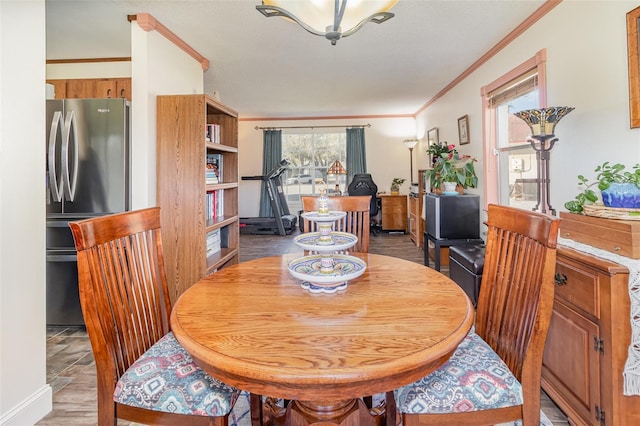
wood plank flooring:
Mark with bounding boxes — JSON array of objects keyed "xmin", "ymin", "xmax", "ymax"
[{"xmin": 38, "ymin": 229, "xmax": 569, "ymax": 425}]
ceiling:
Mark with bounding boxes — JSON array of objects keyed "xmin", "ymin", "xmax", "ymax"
[{"xmin": 46, "ymin": 0, "xmax": 545, "ymax": 119}]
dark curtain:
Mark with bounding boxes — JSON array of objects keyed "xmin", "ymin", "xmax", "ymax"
[
  {"xmin": 346, "ymin": 127, "xmax": 367, "ymax": 184},
  {"xmin": 259, "ymin": 130, "xmax": 282, "ymax": 217}
]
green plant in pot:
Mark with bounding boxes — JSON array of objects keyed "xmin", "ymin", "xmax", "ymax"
[
  {"xmin": 390, "ymin": 178, "xmax": 405, "ymax": 194},
  {"xmin": 564, "ymin": 162, "xmax": 640, "ymax": 213},
  {"xmin": 424, "ymin": 152, "xmax": 478, "ymax": 194}
]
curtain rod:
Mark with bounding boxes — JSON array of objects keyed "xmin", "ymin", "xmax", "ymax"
[{"xmin": 255, "ymin": 124, "xmax": 371, "ymax": 130}]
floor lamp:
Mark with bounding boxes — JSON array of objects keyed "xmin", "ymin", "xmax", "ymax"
[
  {"xmin": 512, "ymin": 106, "xmax": 574, "ymax": 215},
  {"xmin": 403, "ymin": 139, "xmax": 418, "ymax": 183}
]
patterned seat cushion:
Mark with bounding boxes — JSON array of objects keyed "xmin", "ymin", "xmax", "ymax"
[
  {"xmin": 114, "ymin": 332, "xmax": 240, "ymax": 417},
  {"xmin": 394, "ymin": 331, "xmax": 523, "ymax": 414}
]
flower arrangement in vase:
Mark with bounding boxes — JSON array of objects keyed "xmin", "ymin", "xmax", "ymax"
[
  {"xmin": 426, "ymin": 142, "xmax": 456, "ymax": 167},
  {"xmin": 424, "ymin": 142, "xmax": 478, "ymax": 194}
]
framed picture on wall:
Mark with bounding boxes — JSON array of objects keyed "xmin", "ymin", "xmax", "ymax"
[
  {"xmin": 458, "ymin": 115, "xmax": 470, "ymax": 145},
  {"xmin": 627, "ymin": 6, "xmax": 640, "ymax": 128},
  {"xmin": 427, "ymin": 127, "xmax": 439, "ymax": 145},
  {"xmin": 427, "ymin": 127, "xmax": 439, "ymax": 164}
]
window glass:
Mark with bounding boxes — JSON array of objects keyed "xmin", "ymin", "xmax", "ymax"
[
  {"xmin": 282, "ymin": 131, "xmax": 346, "ymax": 212},
  {"xmin": 495, "ymin": 89, "xmax": 539, "ymax": 210}
]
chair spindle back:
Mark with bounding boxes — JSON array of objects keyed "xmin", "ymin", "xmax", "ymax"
[
  {"xmin": 301, "ymin": 195, "xmax": 371, "ymax": 252},
  {"xmin": 475, "ymin": 204, "xmax": 560, "ymax": 382},
  {"xmin": 70, "ymin": 207, "xmax": 173, "ymax": 380}
]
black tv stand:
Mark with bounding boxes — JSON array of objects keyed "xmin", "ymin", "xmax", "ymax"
[{"xmin": 240, "ymin": 159, "xmax": 297, "ymax": 236}]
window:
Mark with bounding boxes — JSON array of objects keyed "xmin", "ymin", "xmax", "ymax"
[
  {"xmin": 282, "ymin": 131, "xmax": 346, "ymax": 212},
  {"xmin": 493, "ymin": 77, "xmax": 538, "ymax": 210},
  {"xmin": 482, "ymin": 50, "xmax": 547, "ymax": 210}
]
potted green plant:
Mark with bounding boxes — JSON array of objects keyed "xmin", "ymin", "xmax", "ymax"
[
  {"xmin": 565, "ymin": 162, "xmax": 640, "ymax": 213},
  {"xmin": 390, "ymin": 178, "xmax": 406, "ymax": 194},
  {"xmin": 424, "ymin": 152, "xmax": 478, "ymax": 194}
]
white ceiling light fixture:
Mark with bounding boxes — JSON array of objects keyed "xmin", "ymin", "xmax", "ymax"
[{"xmin": 256, "ymin": 0, "xmax": 399, "ymax": 45}]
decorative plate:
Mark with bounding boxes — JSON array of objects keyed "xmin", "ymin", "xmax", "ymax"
[
  {"xmin": 293, "ymin": 231, "xmax": 358, "ymax": 252},
  {"xmin": 300, "ymin": 281, "xmax": 348, "ymax": 294},
  {"xmin": 300, "ymin": 211, "xmax": 347, "ymax": 223},
  {"xmin": 288, "ymin": 254, "xmax": 367, "ymax": 294}
]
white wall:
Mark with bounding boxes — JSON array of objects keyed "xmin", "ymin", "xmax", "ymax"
[
  {"xmin": 238, "ymin": 116, "xmax": 416, "ymax": 217},
  {"xmin": 0, "ymin": 14, "xmax": 206, "ymax": 424},
  {"xmin": 129, "ymin": 23, "xmax": 204, "ymax": 209},
  {"xmin": 0, "ymin": 1, "xmax": 52, "ymax": 425},
  {"xmin": 415, "ymin": 0, "xmax": 640, "ymax": 218},
  {"xmin": 46, "ymin": 61, "xmax": 131, "ymax": 79}
]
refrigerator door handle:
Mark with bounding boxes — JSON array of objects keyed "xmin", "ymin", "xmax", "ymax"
[
  {"xmin": 46, "ymin": 253, "xmax": 77, "ymax": 262},
  {"xmin": 61, "ymin": 110, "xmax": 78, "ymax": 202},
  {"xmin": 48, "ymin": 110, "xmax": 63, "ymax": 202}
]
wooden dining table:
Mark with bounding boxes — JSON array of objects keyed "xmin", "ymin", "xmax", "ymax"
[{"xmin": 170, "ymin": 253, "xmax": 474, "ymax": 426}]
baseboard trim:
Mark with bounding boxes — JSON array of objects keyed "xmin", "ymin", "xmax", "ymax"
[{"xmin": 0, "ymin": 384, "xmax": 52, "ymax": 426}]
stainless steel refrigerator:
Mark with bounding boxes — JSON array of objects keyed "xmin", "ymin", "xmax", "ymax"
[{"xmin": 46, "ymin": 98, "xmax": 130, "ymax": 326}]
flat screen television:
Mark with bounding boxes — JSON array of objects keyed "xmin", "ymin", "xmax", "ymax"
[{"xmin": 424, "ymin": 193, "xmax": 480, "ymax": 239}]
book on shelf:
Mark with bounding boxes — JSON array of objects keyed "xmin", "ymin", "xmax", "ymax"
[
  {"xmin": 207, "ymin": 191, "xmax": 215, "ymax": 220},
  {"xmin": 205, "ymin": 171, "xmax": 218, "ymax": 184},
  {"xmin": 216, "ymin": 190, "xmax": 224, "ymax": 217},
  {"xmin": 206, "ymin": 228, "xmax": 221, "ymax": 256},
  {"xmin": 206, "ymin": 124, "xmax": 221, "ymax": 144},
  {"xmin": 206, "ymin": 190, "xmax": 224, "ymax": 220},
  {"xmin": 206, "ymin": 225, "xmax": 229, "ymax": 257},
  {"xmin": 206, "ymin": 153, "xmax": 223, "ymax": 184}
]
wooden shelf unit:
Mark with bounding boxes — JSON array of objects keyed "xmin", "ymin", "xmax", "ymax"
[
  {"xmin": 409, "ymin": 169, "xmax": 428, "ymax": 247},
  {"xmin": 156, "ymin": 94, "xmax": 239, "ymax": 302},
  {"xmin": 542, "ymin": 247, "xmax": 640, "ymax": 425}
]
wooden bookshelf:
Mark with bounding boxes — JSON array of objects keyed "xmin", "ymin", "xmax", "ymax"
[{"xmin": 156, "ymin": 94, "xmax": 239, "ymax": 302}]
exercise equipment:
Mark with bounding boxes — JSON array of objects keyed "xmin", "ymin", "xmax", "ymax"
[{"xmin": 240, "ymin": 159, "xmax": 298, "ymax": 236}]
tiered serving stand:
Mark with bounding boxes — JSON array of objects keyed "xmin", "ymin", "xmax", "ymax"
[{"xmin": 288, "ymin": 194, "xmax": 367, "ymax": 294}]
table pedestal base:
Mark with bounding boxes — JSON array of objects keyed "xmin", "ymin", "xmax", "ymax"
[{"xmin": 286, "ymin": 398, "xmax": 377, "ymax": 426}]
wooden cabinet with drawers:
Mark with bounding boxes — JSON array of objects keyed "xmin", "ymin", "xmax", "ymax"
[
  {"xmin": 379, "ymin": 194, "xmax": 408, "ymax": 232},
  {"xmin": 542, "ymin": 247, "xmax": 640, "ymax": 425}
]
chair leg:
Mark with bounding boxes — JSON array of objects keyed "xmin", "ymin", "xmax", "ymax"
[
  {"xmin": 363, "ymin": 395, "xmax": 373, "ymax": 409},
  {"xmin": 385, "ymin": 391, "xmax": 398, "ymax": 426},
  {"xmin": 250, "ymin": 393, "xmax": 263, "ymax": 426}
]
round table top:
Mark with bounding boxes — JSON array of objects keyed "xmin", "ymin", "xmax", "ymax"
[{"xmin": 170, "ymin": 253, "xmax": 474, "ymax": 401}]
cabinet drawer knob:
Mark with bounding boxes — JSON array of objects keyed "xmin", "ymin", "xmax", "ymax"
[{"xmin": 554, "ymin": 272, "xmax": 568, "ymax": 286}]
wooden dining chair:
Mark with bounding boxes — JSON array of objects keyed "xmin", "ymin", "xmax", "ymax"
[
  {"xmin": 301, "ymin": 195, "xmax": 371, "ymax": 252},
  {"xmin": 70, "ymin": 207, "xmax": 252, "ymax": 426},
  {"xmin": 386, "ymin": 204, "xmax": 560, "ymax": 426}
]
